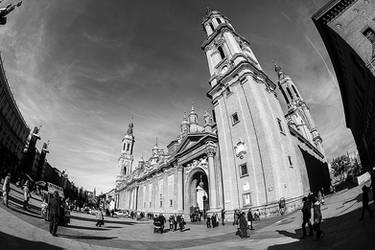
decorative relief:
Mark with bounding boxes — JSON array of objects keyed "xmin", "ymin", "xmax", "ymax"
[
  {"xmin": 205, "ymin": 141, "xmax": 217, "ymax": 157},
  {"xmin": 183, "ymin": 156, "xmax": 209, "ymax": 183},
  {"xmin": 234, "ymin": 139, "xmax": 247, "ymax": 159}
]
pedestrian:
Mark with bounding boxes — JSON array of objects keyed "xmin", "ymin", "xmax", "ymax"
[
  {"xmin": 206, "ymin": 214, "xmax": 211, "ymax": 228},
  {"xmin": 360, "ymin": 185, "xmax": 373, "ymax": 221},
  {"xmin": 211, "ymin": 213, "xmax": 216, "ymax": 228},
  {"xmin": 169, "ymin": 215, "xmax": 175, "ymax": 231},
  {"xmin": 221, "ymin": 209, "xmax": 225, "ymax": 226},
  {"xmin": 301, "ymin": 196, "xmax": 313, "ymax": 238},
  {"xmin": 238, "ymin": 212, "xmax": 249, "ymax": 238},
  {"xmin": 23, "ymin": 180, "xmax": 30, "ymax": 210},
  {"xmin": 2, "ymin": 173, "xmax": 11, "ymax": 208},
  {"xmin": 96, "ymin": 208, "xmax": 104, "ymax": 227},
  {"xmin": 109, "ymin": 199, "xmax": 115, "ymax": 217},
  {"xmin": 247, "ymin": 209, "xmax": 254, "ymax": 230},
  {"xmin": 371, "ymin": 170, "xmax": 375, "ymax": 203},
  {"xmin": 173, "ymin": 214, "xmax": 178, "ymax": 231},
  {"xmin": 158, "ymin": 213, "xmax": 166, "ymax": 233},
  {"xmin": 312, "ymin": 195, "xmax": 323, "ymax": 240},
  {"xmin": 233, "ymin": 209, "xmax": 238, "ymax": 225},
  {"xmin": 254, "ymin": 209, "xmax": 260, "ymax": 220},
  {"xmin": 48, "ymin": 191, "xmax": 61, "ymax": 236}
]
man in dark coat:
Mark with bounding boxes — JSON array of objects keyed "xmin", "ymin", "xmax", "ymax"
[
  {"xmin": 247, "ymin": 209, "xmax": 254, "ymax": 230},
  {"xmin": 312, "ymin": 195, "xmax": 324, "ymax": 239},
  {"xmin": 48, "ymin": 191, "xmax": 61, "ymax": 236},
  {"xmin": 238, "ymin": 212, "xmax": 249, "ymax": 238},
  {"xmin": 360, "ymin": 185, "xmax": 373, "ymax": 221},
  {"xmin": 221, "ymin": 209, "xmax": 225, "ymax": 226},
  {"xmin": 301, "ymin": 196, "xmax": 313, "ymax": 238}
]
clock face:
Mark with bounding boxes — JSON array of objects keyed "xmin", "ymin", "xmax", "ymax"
[{"xmin": 221, "ymin": 65, "xmax": 228, "ymax": 74}]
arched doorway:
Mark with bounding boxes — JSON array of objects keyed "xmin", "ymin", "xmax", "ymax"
[{"xmin": 185, "ymin": 168, "xmax": 209, "ymax": 216}]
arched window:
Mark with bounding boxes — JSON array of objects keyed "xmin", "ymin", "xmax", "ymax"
[
  {"xmin": 216, "ymin": 18, "xmax": 222, "ymax": 24},
  {"xmin": 281, "ymin": 88, "xmax": 289, "ymax": 104},
  {"xmin": 124, "ymin": 167, "xmax": 127, "ymax": 175},
  {"xmin": 209, "ymin": 22, "xmax": 214, "ymax": 32},
  {"xmin": 126, "ymin": 143, "xmax": 130, "ymax": 151},
  {"xmin": 292, "ymin": 85, "xmax": 300, "ymax": 98},
  {"xmin": 123, "ymin": 143, "xmax": 126, "ymax": 151},
  {"xmin": 286, "ymin": 87, "xmax": 293, "ymax": 100},
  {"xmin": 218, "ymin": 46, "xmax": 225, "ymax": 60}
]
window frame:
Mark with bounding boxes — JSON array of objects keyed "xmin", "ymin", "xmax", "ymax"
[
  {"xmin": 242, "ymin": 192, "xmax": 252, "ymax": 207},
  {"xmin": 239, "ymin": 163, "xmax": 249, "ymax": 178},
  {"xmin": 231, "ymin": 112, "xmax": 240, "ymax": 126}
]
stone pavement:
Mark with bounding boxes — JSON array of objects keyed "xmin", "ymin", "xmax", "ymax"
[{"xmin": 1, "ymin": 181, "xmax": 374, "ymax": 249}]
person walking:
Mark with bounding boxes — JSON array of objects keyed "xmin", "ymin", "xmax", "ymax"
[
  {"xmin": 221, "ymin": 209, "xmax": 225, "ymax": 226},
  {"xmin": 206, "ymin": 214, "xmax": 211, "ymax": 228},
  {"xmin": 96, "ymin": 208, "xmax": 104, "ymax": 227},
  {"xmin": 312, "ymin": 195, "xmax": 324, "ymax": 240},
  {"xmin": 360, "ymin": 185, "xmax": 373, "ymax": 221},
  {"xmin": 371, "ymin": 170, "xmax": 375, "ymax": 203},
  {"xmin": 2, "ymin": 173, "xmax": 11, "ymax": 207},
  {"xmin": 23, "ymin": 180, "xmax": 30, "ymax": 210},
  {"xmin": 238, "ymin": 212, "xmax": 249, "ymax": 238},
  {"xmin": 247, "ymin": 209, "xmax": 254, "ymax": 230},
  {"xmin": 233, "ymin": 210, "xmax": 239, "ymax": 226},
  {"xmin": 48, "ymin": 191, "xmax": 61, "ymax": 236},
  {"xmin": 301, "ymin": 196, "xmax": 313, "ymax": 238}
]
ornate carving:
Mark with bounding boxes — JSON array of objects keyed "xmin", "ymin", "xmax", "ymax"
[
  {"xmin": 205, "ymin": 141, "xmax": 217, "ymax": 157},
  {"xmin": 234, "ymin": 139, "xmax": 247, "ymax": 159},
  {"xmin": 183, "ymin": 156, "xmax": 209, "ymax": 183}
]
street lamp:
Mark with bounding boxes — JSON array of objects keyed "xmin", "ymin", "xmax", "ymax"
[{"xmin": 0, "ymin": 1, "xmax": 22, "ymax": 25}]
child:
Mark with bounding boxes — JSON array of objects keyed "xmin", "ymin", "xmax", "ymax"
[{"xmin": 96, "ymin": 208, "xmax": 104, "ymax": 227}]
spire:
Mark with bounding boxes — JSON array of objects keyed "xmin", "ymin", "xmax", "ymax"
[
  {"xmin": 155, "ymin": 136, "xmax": 158, "ymax": 147},
  {"xmin": 191, "ymin": 102, "xmax": 195, "ymax": 113},
  {"xmin": 126, "ymin": 119, "xmax": 134, "ymax": 136},
  {"xmin": 274, "ymin": 63, "xmax": 285, "ymax": 80}
]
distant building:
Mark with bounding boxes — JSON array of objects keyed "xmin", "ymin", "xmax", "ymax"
[
  {"xmin": 0, "ymin": 53, "xmax": 30, "ymax": 175},
  {"xmin": 115, "ymin": 9, "xmax": 330, "ymax": 219},
  {"xmin": 312, "ymin": 0, "xmax": 375, "ymax": 171}
]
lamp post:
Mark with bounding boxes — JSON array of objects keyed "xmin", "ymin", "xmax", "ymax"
[{"xmin": 0, "ymin": 1, "xmax": 22, "ymax": 25}]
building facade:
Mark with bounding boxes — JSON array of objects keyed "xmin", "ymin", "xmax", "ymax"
[
  {"xmin": 0, "ymin": 54, "xmax": 30, "ymax": 175},
  {"xmin": 312, "ymin": 0, "xmax": 375, "ymax": 171},
  {"xmin": 115, "ymin": 9, "xmax": 330, "ymax": 219}
]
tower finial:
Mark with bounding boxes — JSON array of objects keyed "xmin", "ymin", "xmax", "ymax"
[
  {"xmin": 205, "ymin": 6, "xmax": 213, "ymax": 15},
  {"xmin": 191, "ymin": 102, "xmax": 195, "ymax": 113},
  {"xmin": 155, "ymin": 136, "xmax": 158, "ymax": 147},
  {"xmin": 274, "ymin": 62, "xmax": 285, "ymax": 80}
]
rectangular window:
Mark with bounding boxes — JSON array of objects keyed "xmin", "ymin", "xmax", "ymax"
[
  {"xmin": 277, "ymin": 118, "xmax": 284, "ymax": 134},
  {"xmin": 240, "ymin": 163, "xmax": 248, "ymax": 177},
  {"xmin": 243, "ymin": 192, "xmax": 252, "ymax": 206},
  {"xmin": 363, "ymin": 27, "xmax": 375, "ymax": 44},
  {"xmin": 231, "ymin": 112, "xmax": 239, "ymax": 125},
  {"xmin": 169, "ymin": 199, "xmax": 173, "ymax": 207},
  {"xmin": 288, "ymin": 156, "xmax": 293, "ymax": 167}
]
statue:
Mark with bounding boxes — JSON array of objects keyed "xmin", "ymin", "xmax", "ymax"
[{"xmin": 0, "ymin": 1, "xmax": 22, "ymax": 25}]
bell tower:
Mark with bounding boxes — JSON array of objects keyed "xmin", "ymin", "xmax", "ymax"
[
  {"xmin": 275, "ymin": 65, "xmax": 324, "ymax": 154},
  {"xmin": 119, "ymin": 120, "xmax": 135, "ymax": 177},
  {"xmin": 202, "ymin": 9, "xmax": 307, "ymax": 212}
]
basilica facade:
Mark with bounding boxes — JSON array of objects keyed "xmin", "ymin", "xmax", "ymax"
[{"xmin": 114, "ymin": 9, "xmax": 330, "ymax": 219}]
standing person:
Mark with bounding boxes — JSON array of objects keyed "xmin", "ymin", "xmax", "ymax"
[
  {"xmin": 211, "ymin": 213, "xmax": 216, "ymax": 228},
  {"xmin": 312, "ymin": 196, "xmax": 323, "ymax": 240},
  {"xmin": 48, "ymin": 191, "xmax": 61, "ymax": 236},
  {"xmin": 360, "ymin": 185, "xmax": 373, "ymax": 221},
  {"xmin": 169, "ymin": 215, "xmax": 175, "ymax": 231},
  {"xmin": 371, "ymin": 170, "xmax": 375, "ymax": 203},
  {"xmin": 206, "ymin": 214, "xmax": 211, "ymax": 228},
  {"xmin": 2, "ymin": 173, "xmax": 11, "ymax": 207},
  {"xmin": 233, "ymin": 210, "xmax": 238, "ymax": 226},
  {"xmin": 238, "ymin": 212, "xmax": 249, "ymax": 238},
  {"xmin": 109, "ymin": 199, "xmax": 115, "ymax": 217},
  {"xmin": 247, "ymin": 209, "xmax": 254, "ymax": 230},
  {"xmin": 301, "ymin": 197, "xmax": 313, "ymax": 238},
  {"xmin": 221, "ymin": 209, "xmax": 225, "ymax": 226},
  {"xmin": 173, "ymin": 214, "xmax": 178, "ymax": 231},
  {"xmin": 23, "ymin": 181, "xmax": 30, "ymax": 210},
  {"xmin": 96, "ymin": 208, "xmax": 104, "ymax": 227}
]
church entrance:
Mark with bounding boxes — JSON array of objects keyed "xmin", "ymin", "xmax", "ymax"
[{"xmin": 185, "ymin": 168, "xmax": 209, "ymax": 220}]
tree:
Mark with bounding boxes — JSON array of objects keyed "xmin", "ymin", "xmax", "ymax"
[{"xmin": 331, "ymin": 155, "xmax": 351, "ymax": 182}]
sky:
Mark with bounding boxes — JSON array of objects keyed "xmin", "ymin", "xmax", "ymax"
[{"xmin": 0, "ymin": 0, "xmax": 357, "ymax": 193}]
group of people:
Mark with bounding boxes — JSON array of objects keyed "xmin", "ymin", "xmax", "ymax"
[
  {"xmin": 300, "ymin": 193, "xmax": 324, "ymax": 240},
  {"xmin": 206, "ymin": 213, "xmax": 219, "ymax": 228},
  {"xmin": 1, "ymin": 173, "xmax": 31, "ymax": 211},
  {"xmin": 167, "ymin": 214, "xmax": 186, "ymax": 232}
]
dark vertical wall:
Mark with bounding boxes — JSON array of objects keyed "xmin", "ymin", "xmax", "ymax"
[{"xmin": 299, "ymin": 146, "xmax": 331, "ymax": 194}]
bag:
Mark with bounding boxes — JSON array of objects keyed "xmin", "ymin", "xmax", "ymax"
[{"xmin": 247, "ymin": 221, "xmax": 251, "ymax": 226}]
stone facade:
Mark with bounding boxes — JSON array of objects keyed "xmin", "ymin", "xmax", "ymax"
[{"xmin": 115, "ymin": 9, "xmax": 330, "ymax": 220}]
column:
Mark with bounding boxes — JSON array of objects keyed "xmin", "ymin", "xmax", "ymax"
[
  {"xmin": 177, "ymin": 165, "xmax": 183, "ymax": 212},
  {"xmin": 206, "ymin": 141, "xmax": 218, "ymax": 210}
]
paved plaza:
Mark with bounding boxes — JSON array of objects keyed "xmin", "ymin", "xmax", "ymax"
[{"xmin": 0, "ymin": 182, "xmax": 374, "ymax": 249}]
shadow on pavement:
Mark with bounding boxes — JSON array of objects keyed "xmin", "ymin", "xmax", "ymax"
[
  {"xmin": 0, "ymin": 231, "xmax": 62, "ymax": 250},
  {"xmin": 70, "ymin": 215, "xmax": 137, "ymax": 225},
  {"xmin": 58, "ymin": 234, "xmax": 117, "ymax": 240},
  {"xmin": 9, "ymin": 205, "xmax": 42, "ymax": 220},
  {"xmin": 269, "ymin": 203, "xmax": 375, "ymax": 250},
  {"xmin": 66, "ymin": 225, "xmax": 110, "ymax": 231},
  {"xmin": 105, "ymin": 226, "xmax": 123, "ymax": 229}
]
